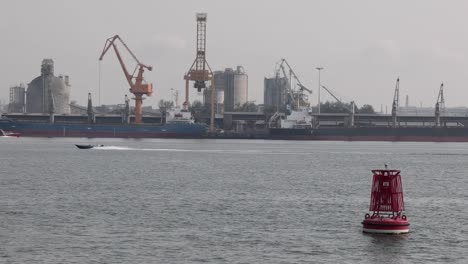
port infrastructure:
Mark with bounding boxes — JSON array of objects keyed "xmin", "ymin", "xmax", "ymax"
[
  {"xmin": 391, "ymin": 78, "xmax": 400, "ymax": 128},
  {"xmin": 316, "ymin": 67, "xmax": 324, "ymax": 114},
  {"xmin": 184, "ymin": 13, "xmax": 215, "ymax": 132},
  {"xmin": 276, "ymin": 58, "xmax": 312, "ymax": 111},
  {"xmin": 435, "ymin": 83, "xmax": 445, "ymax": 127},
  {"xmin": 320, "ymin": 84, "xmax": 356, "ymax": 127},
  {"xmin": 320, "ymin": 85, "xmax": 355, "ymax": 113},
  {"xmin": 99, "ymin": 35, "xmax": 153, "ymax": 124}
]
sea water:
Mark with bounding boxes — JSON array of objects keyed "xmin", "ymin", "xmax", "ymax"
[{"xmin": 0, "ymin": 138, "xmax": 467, "ymax": 263}]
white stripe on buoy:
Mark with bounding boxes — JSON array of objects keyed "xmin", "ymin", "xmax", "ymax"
[{"xmin": 363, "ymin": 228, "xmax": 409, "ymax": 234}]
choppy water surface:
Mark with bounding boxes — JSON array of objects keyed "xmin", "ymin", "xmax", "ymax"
[{"xmin": 1, "ymin": 138, "xmax": 467, "ymax": 263}]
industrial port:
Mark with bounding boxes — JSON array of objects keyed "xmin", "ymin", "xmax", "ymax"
[{"xmin": 2, "ymin": 12, "xmax": 468, "ymax": 141}]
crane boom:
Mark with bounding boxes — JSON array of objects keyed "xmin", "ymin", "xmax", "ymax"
[
  {"xmin": 297, "ymin": 83, "xmax": 312, "ymax": 94},
  {"xmin": 281, "ymin": 59, "xmax": 312, "ymax": 93},
  {"xmin": 279, "ymin": 61, "xmax": 289, "ymax": 83},
  {"xmin": 275, "ymin": 58, "xmax": 312, "ymax": 110},
  {"xmin": 320, "ymin": 85, "xmax": 344, "ymax": 105},
  {"xmin": 393, "ymin": 78, "xmax": 400, "ymax": 109},
  {"xmin": 99, "ymin": 35, "xmax": 153, "ymax": 87},
  {"xmin": 436, "ymin": 83, "xmax": 444, "ymax": 105},
  {"xmin": 279, "ymin": 61, "xmax": 294, "ymax": 98},
  {"xmin": 435, "ymin": 83, "xmax": 444, "ymax": 127},
  {"xmin": 99, "ymin": 35, "xmax": 152, "ymax": 70},
  {"xmin": 320, "ymin": 84, "xmax": 355, "ymax": 113},
  {"xmin": 276, "ymin": 61, "xmax": 295, "ymax": 108},
  {"xmin": 391, "ymin": 78, "xmax": 400, "ymax": 128},
  {"xmin": 112, "ymin": 44, "xmax": 133, "ymax": 88}
]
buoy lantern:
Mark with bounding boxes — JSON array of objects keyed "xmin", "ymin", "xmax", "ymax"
[{"xmin": 362, "ymin": 167, "xmax": 410, "ymax": 234}]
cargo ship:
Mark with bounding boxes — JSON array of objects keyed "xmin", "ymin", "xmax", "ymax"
[
  {"xmin": 270, "ymin": 126, "xmax": 468, "ymax": 142},
  {"xmin": 269, "ymin": 110, "xmax": 468, "ymax": 142},
  {"xmin": 0, "ymin": 109, "xmax": 207, "ymax": 139}
]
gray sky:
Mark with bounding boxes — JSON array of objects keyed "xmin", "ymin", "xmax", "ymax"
[{"xmin": 1, "ymin": 0, "xmax": 468, "ymax": 110}]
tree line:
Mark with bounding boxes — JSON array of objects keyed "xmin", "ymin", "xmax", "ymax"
[{"xmin": 158, "ymin": 99, "xmax": 375, "ymax": 115}]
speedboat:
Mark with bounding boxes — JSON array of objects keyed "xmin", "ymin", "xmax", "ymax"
[
  {"xmin": 75, "ymin": 144, "xmax": 104, "ymax": 149},
  {"xmin": 75, "ymin": 144, "xmax": 94, "ymax": 149}
]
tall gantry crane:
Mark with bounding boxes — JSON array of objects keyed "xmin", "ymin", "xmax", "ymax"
[
  {"xmin": 184, "ymin": 13, "xmax": 215, "ymax": 132},
  {"xmin": 435, "ymin": 83, "xmax": 445, "ymax": 127},
  {"xmin": 276, "ymin": 58, "xmax": 312, "ymax": 110},
  {"xmin": 391, "ymin": 78, "xmax": 400, "ymax": 128},
  {"xmin": 99, "ymin": 35, "xmax": 153, "ymax": 124}
]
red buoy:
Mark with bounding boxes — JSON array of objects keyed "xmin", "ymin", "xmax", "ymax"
[{"xmin": 362, "ymin": 167, "xmax": 410, "ymax": 234}]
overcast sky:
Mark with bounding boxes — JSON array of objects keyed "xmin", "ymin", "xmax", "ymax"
[{"xmin": 1, "ymin": 0, "xmax": 468, "ymax": 110}]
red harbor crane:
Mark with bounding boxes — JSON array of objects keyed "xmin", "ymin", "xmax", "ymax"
[{"xmin": 99, "ymin": 35, "xmax": 153, "ymax": 124}]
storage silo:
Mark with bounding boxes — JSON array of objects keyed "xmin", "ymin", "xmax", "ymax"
[
  {"xmin": 203, "ymin": 70, "xmax": 225, "ymax": 113},
  {"xmin": 233, "ymin": 66, "xmax": 248, "ymax": 109},
  {"xmin": 203, "ymin": 87, "xmax": 224, "ymax": 114},
  {"xmin": 8, "ymin": 84, "xmax": 26, "ymax": 113},
  {"xmin": 220, "ymin": 68, "xmax": 235, "ymax": 111},
  {"xmin": 26, "ymin": 59, "xmax": 71, "ymax": 114},
  {"xmin": 264, "ymin": 76, "xmax": 288, "ymax": 111},
  {"xmin": 213, "ymin": 71, "xmax": 225, "ymax": 105}
]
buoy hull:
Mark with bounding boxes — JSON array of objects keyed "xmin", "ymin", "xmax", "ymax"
[{"xmin": 362, "ymin": 218, "xmax": 410, "ymax": 234}]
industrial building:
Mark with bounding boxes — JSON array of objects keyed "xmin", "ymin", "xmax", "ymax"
[
  {"xmin": 8, "ymin": 84, "xmax": 26, "ymax": 113},
  {"xmin": 207, "ymin": 66, "xmax": 248, "ymax": 112},
  {"xmin": 264, "ymin": 76, "xmax": 288, "ymax": 112},
  {"xmin": 26, "ymin": 59, "xmax": 71, "ymax": 114}
]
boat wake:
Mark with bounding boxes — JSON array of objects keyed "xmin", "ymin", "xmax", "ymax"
[
  {"xmin": 91, "ymin": 146, "xmax": 315, "ymax": 155},
  {"xmin": 92, "ymin": 146, "xmax": 132, "ymax": 150},
  {"xmin": 410, "ymin": 152, "xmax": 468, "ymax": 156},
  {"xmin": 94, "ymin": 146, "xmax": 262, "ymax": 153}
]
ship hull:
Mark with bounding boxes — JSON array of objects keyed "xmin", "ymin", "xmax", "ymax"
[
  {"xmin": 270, "ymin": 127, "xmax": 468, "ymax": 142},
  {"xmin": 0, "ymin": 120, "xmax": 207, "ymax": 139}
]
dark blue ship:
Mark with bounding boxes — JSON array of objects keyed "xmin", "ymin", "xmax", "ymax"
[{"xmin": 0, "ymin": 110, "xmax": 207, "ymax": 139}]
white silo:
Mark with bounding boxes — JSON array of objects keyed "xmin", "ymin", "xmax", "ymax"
[
  {"xmin": 233, "ymin": 66, "xmax": 248, "ymax": 109},
  {"xmin": 213, "ymin": 66, "xmax": 248, "ymax": 112}
]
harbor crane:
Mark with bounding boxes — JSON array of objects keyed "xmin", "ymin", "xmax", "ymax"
[
  {"xmin": 276, "ymin": 58, "xmax": 312, "ymax": 110},
  {"xmin": 184, "ymin": 13, "xmax": 215, "ymax": 132},
  {"xmin": 391, "ymin": 78, "xmax": 400, "ymax": 128},
  {"xmin": 435, "ymin": 83, "xmax": 445, "ymax": 127},
  {"xmin": 99, "ymin": 35, "xmax": 153, "ymax": 124},
  {"xmin": 320, "ymin": 85, "xmax": 355, "ymax": 112},
  {"xmin": 320, "ymin": 84, "xmax": 356, "ymax": 127}
]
